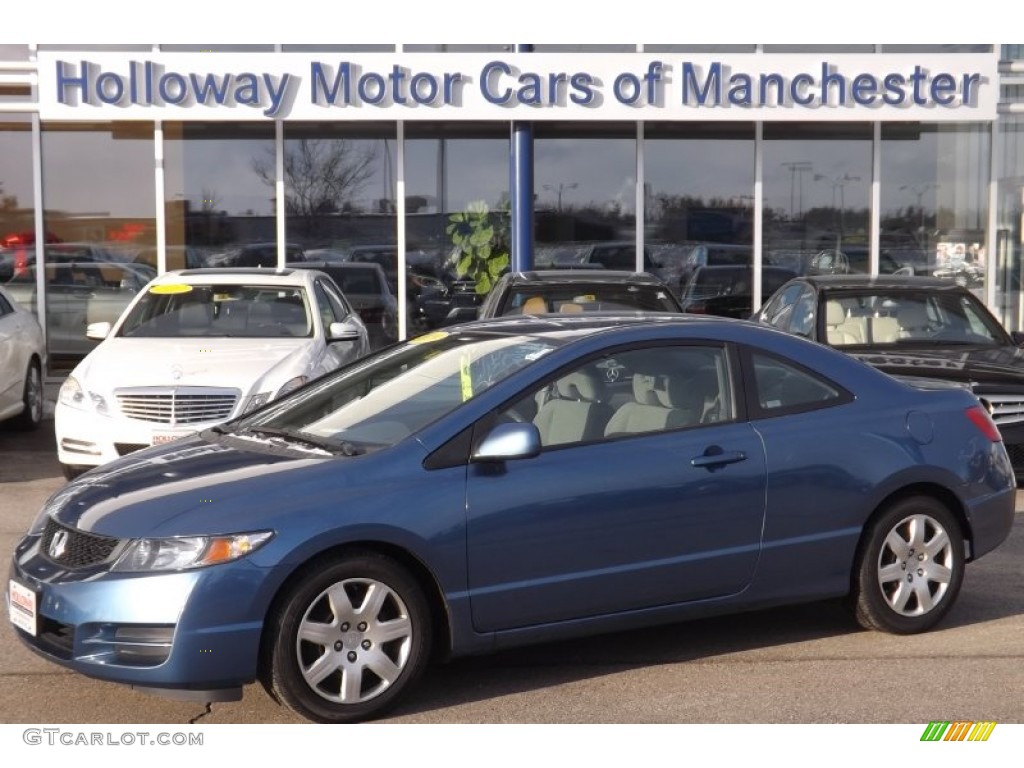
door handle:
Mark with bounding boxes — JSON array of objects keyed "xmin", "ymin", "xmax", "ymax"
[{"xmin": 690, "ymin": 447, "xmax": 747, "ymax": 469}]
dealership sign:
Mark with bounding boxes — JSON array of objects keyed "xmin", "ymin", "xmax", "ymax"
[{"xmin": 37, "ymin": 52, "xmax": 999, "ymax": 122}]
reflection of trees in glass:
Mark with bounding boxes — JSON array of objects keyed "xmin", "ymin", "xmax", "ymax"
[
  {"xmin": 200, "ymin": 187, "xmax": 220, "ymax": 213},
  {"xmin": 252, "ymin": 139, "xmax": 377, "ymax": 236}
]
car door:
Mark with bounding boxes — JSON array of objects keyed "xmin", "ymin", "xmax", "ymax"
[
  {"xmin": 465, "ymin": 342, "xmax": 768, "ymax": 632},
  {"xmin": 0, "ymin": 293, "xmax": 24, "ymax": 413},
  {"xmin": 314, "ymin": 278, "xmax": 368, "ymax": 368}
]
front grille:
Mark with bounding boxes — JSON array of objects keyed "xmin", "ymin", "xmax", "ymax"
[
  {"xmin": 114, "ymin": 442, "xmax": 149, "ymax": 457},
  {"xmin": 1005, "ymin": 442, "xmax": 1024, "ymax": 471},
  {"xmin": 40, "ymin": 518, "xmax": 121, "ymax": 569},
  {"xmin": 115, "ymin": 387, "xmax": 240, "ymax": 425},
  {"xmin": 981, "ymin": 393, "xmax": 1024, "ymax": 427}
]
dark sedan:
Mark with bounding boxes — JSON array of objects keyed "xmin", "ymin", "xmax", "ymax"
[
  {"xmin": 437, "ymin": 269, "xmax": 683, "ymax": 325},
  {"xmin": 9, "ymin": 313, "xmax": 1015, "ymax": 724},
  {"xmin": 751, "ymin": 274, "xmax": 1024, "ymax": 482}
]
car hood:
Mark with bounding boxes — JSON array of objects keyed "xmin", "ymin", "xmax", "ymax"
[
  {"xmin": 44, "ymin": 434, "xmax": 380, "ymax": 539},
  {"xmin": 849, "ymin": 345, "xmax": 1024, "ymax": 388},
  {"xmin": 73, "ymin": 337, "xmax": 319, "ymax": 394}
]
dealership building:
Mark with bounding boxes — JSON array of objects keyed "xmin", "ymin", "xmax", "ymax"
[{"xmin": 1, "ymin": 43, "xmax": 1023, "ymax": 379}]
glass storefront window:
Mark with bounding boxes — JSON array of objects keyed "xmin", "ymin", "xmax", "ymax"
[
  {"xmin": 763, "ymin": 123, "xmax": 872, "ymax": 278},
  {"xmin": 163, "ymin": 121, "xmax": 275, "ymax": 271},
  {"xmin": 282, "ymin": 122, "xmax": 399, "ymax": 350},
  {"xmin": 644, "ymin": 123, "xmax": 755, "ymax": 302},
  {"xmin": 0, "ymin": 115, "xmax": 36, "ymax": 285},
  {"xmin": 880, "ymin": 123, "xmax": 991, "ymax": 294},
  {"xmin": 405, "ymin": 123, "xmax": 510, "ymax": 330},
  {"xmin": 532, "ymin": 123, "xmax": 637, "ymax": 270},
  {"xmin": 39, "ymin": 121, "xmax": 156, "ymax": 375},
  {"xmin": 996, "ymin": 116, "xmax": 1023, "ymax": 330}
]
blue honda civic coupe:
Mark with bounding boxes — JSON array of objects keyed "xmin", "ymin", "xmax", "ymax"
[{"xmin": 8, "ymin": 314, "xmax": 1016, "ymax": 723}]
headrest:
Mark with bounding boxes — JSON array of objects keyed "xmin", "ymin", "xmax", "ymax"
[
  {"xmin": 825, "ymin": 301, "xmax": 846, "ymax": 326},
  {"xmin": 556, "ymin": 370, "xmax": 603, "ymax": 402},
  {"xmin": 899, "ymin": 302, "xmax": 930, "ymax": 328},
  {"xmin": 559, "ymin": 302, "xmax": 584, "ymax": 313},
  {"xmin": 632, "ymin": 373, "xmax": 661, "ymax": 406},
  {"xmin": 656, "ymin": 368, "xmax": 716, "ymax": 409},
  {"xmin": 522, "ymin": 296, "xmax": 548, "ymax": 314}
]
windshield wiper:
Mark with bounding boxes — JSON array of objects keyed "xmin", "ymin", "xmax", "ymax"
[{"xmin": 242, "ymin": 426, "xmax": 363, "ymax": 456}]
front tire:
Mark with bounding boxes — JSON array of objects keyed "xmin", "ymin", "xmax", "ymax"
[
  {"xmin": 12, "ymin": 360, "xmax": 43, "ymax": 431},
  {"xmin": 264, "ymin": 551, "xmax": 432, "ymax": 723},
  {"xmin": 851, "ymin": 496, "xmax": 965, "ymax": 634}
]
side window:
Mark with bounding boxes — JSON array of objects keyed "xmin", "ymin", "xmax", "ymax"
[
  {"xmin": 0, "ymin": 294, "xmax": 12, "ymax": 316},
  {"xmin": 499, "ymin": 345, "xmax": 734, "ymax": 449},
  {"xmin": 314, "ymin": 281, "xmax": 340, "ymax": 330},
  {"xmin": 751, "ymin": 353, "xmax": 844, "ymax": 414},
  {"xmin": 789, "ymin": 289, "xmax": 817, "ymax": 337},
  {"xmin": 320, "ymin": 280, "xmax": 352, "ymax": 319},
  {"xmin": 762, "ymin": 283, "xmax": 803, "ymax": 328}
]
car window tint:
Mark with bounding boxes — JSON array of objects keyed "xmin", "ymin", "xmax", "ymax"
[
  {"xmin": 762, "ymin": 283, "xmax": 803, "ymax": 327},
  {"xmin": 314, "ymin": 281, "xmax": 341, "ymax": 328},
  {"xmin": 752, "ymin": 353, "xmax": 842, "ymax": 412},
  {"xmin": 500, "ymin": 345, "xmax": 733, "ymax": 449},
  {"xmin": 319, "ymin": 280, "xmax": 352, "ymax": 319},
  {"xmin": 789, "ymin": 289, "xmax": 817, "ymax": 337}
]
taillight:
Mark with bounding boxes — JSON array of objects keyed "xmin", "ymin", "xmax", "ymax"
[{"xmin": 965, "ymin": 404, "xmax": 1001, "ymax": 442}]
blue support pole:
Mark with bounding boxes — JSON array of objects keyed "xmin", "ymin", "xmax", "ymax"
[{"xmin": 510, "ymin": 44, "xmax": 534, "ymax": 272}]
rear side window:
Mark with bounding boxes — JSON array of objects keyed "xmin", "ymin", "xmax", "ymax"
[{"xmin": 749, "ymin": 352, "xmax": 848, "ymax": 415}]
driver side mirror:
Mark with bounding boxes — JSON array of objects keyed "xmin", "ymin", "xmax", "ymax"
[
  {"xmin": 1011, "ymin": 331, "xmax": 1024, "ymax": 347},
  {"xmin": 328, "ymin": 321, "xmax": 362, "ymax": 342},
  {"xmin": 471, "ymin": 422, "xmax": 541, "ymax": 463}
]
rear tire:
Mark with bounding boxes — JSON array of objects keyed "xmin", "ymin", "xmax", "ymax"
[
  {"xmin": 12, "ymin": 360, "xmax": 43, "ymax": 431},
  {"xmin": 851, "ymin": 496, "xmax": 964, "ymax": 634},
  {"xmin": 263, "ymin": 551, "xmax": 432, "ymax": 723}
]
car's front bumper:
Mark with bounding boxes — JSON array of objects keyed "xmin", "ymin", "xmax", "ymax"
[
  {"xmin": 8, "ymin": 532, "xmax": 267, "ymax": 699},
  {"xmin": 55, "ymin": 404, "xmax": 229, "ymax": 469}
]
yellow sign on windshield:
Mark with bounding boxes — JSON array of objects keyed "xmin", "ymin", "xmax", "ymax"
[
  {"xmin": 149, "ymin": 283, "xmax": 193, "ymax": 295},
  {"xmin": 460, "ymin": 353, "xmax": 473, "ymax": 402},
  {"xmin": 409, "ymin": 330, "xmax": 449, "ymax": 345}
]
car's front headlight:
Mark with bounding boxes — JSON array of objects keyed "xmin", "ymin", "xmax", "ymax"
[
  {"xmin": 58, "ymin": 376, "xmax": 109, "ymax": 413},
  {"xmin": 242, "ymin": 392, "xmax": 270, "ymax": 414},
  {"xmin": 276, "ymin": 376, "xmax": 309, "ymax": 399},
  {"xmin": 112, "ymin": 531, "xmax": 274, "ymax": 572}
]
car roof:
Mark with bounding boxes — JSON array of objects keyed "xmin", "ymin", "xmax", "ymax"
[
  {"xmin": 451, "ymin": 312, "xmax": 738, "ymax": 337},
  {"xmin": 796, "ymin": 274, "xmax": 960, "ymax": 291},
  {"xmin": 161, "ymin": 268, "xmax": 314, "ymax": 285},
  {"xmin": 506, "ymin": 270, "xmax": 667, "ymax": 285}
]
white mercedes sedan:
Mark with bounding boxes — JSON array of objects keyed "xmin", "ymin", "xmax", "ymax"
[
  {"xmin": 56, "ymin": 268, "xmax": 370, "ymax": 479},
  {"xmin": 0, "ymin": 284, "xmax": 46, "ymax": 431}
]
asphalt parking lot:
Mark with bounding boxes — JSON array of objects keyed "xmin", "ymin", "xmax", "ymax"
[{"xmin": 1, "ymin": 418, "xmax": 1022, "ymax": 725}]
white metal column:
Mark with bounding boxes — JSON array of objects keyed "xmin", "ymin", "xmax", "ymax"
[{"xmin": 870, "ymin": 122, "xmax": 881, "ymax": 276}]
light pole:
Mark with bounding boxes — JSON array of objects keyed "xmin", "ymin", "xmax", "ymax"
[
  {"xmin": 543, "ymin": 182, "xmax": 578, "ymax": 213},
  {"xmin": 814, "ymin": 173, "xmax": 861, "ymax": 235},
  {"xmin": 899, "ymin": 182, "xmax": 938, "ymax": 239},
  {"xmin": 781, "ymin": 162, "xmax": 813, "ymax": 220}
]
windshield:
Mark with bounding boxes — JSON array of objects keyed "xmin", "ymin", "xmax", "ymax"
[
  {"xmin": 118, "ymin": 283, "xmax": 313, "ymax": 338},
  {"xmin": 824, "ymin": 289, "xmax": 1010, "ymax": 348},
  {"xmin": 235, "ymin": 331, "xmax": 561, "ymax": 450},
  {"xmin": 501, "ymin": 284, "xmax": 679, "ymax": 314}
]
